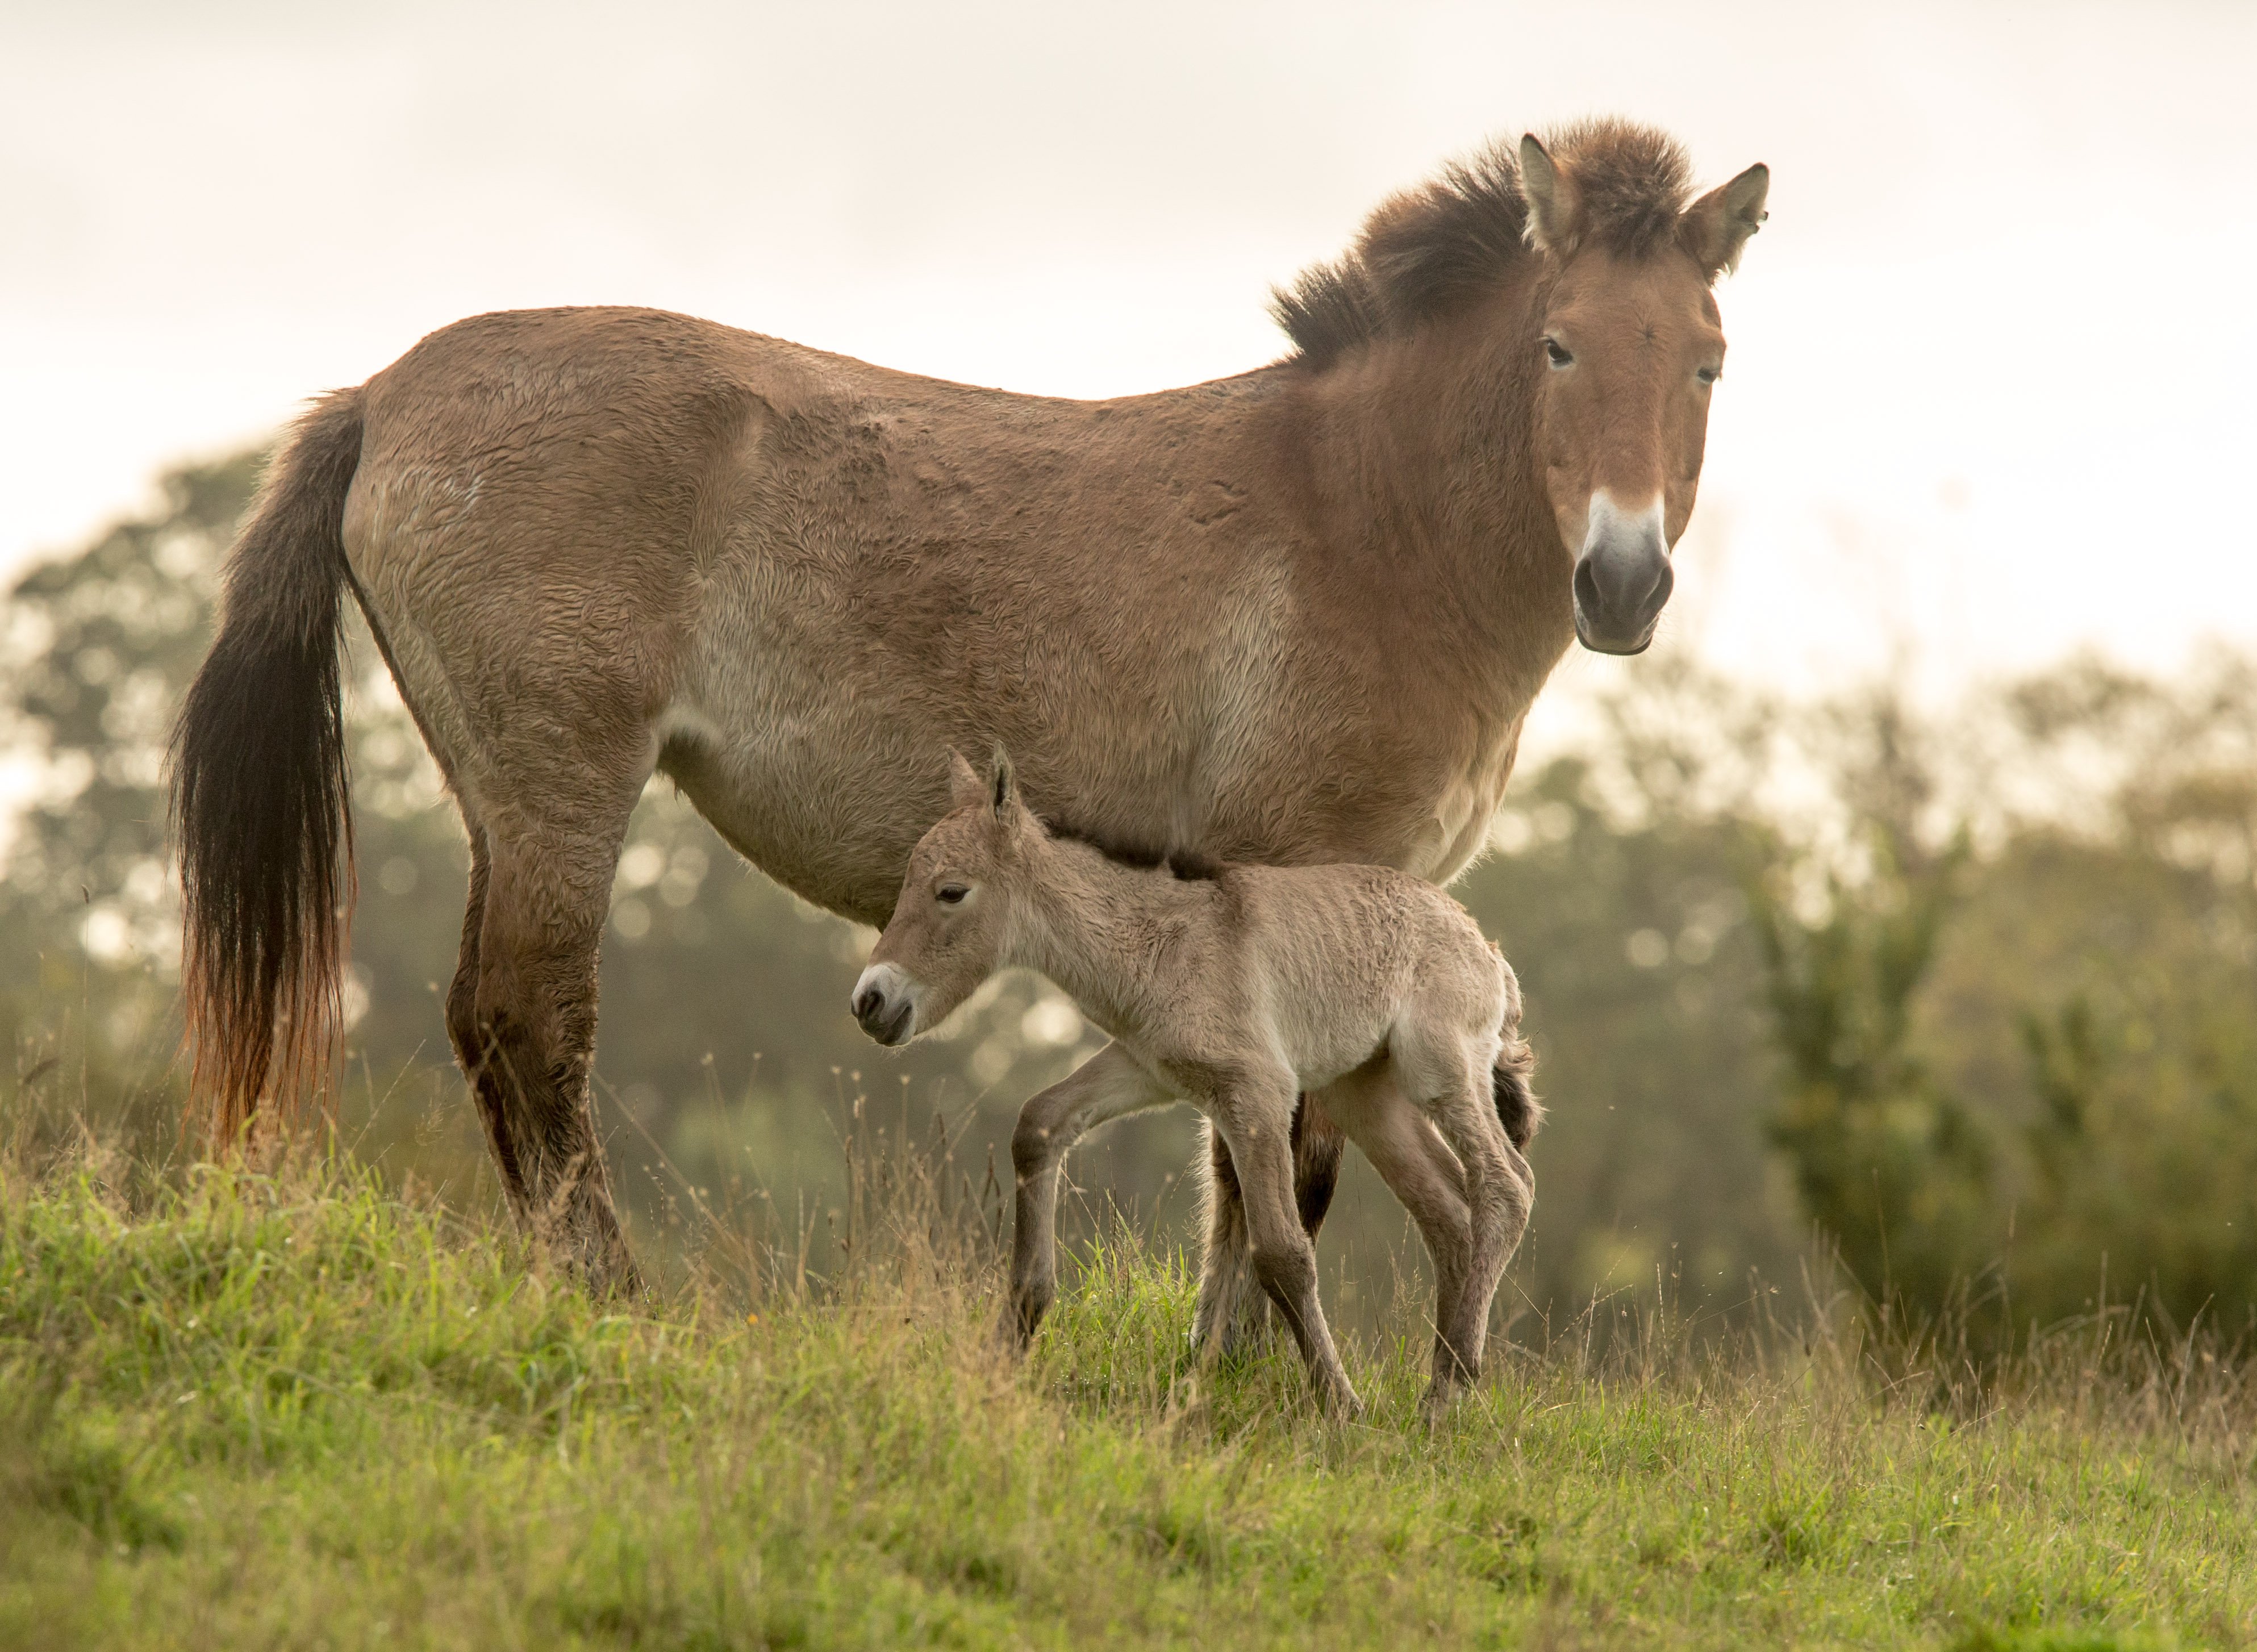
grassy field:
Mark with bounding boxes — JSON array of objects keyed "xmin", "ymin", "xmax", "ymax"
[{"xmin": 1, "ymin": 1137, "xmax": 2251, "ymax": 1651}]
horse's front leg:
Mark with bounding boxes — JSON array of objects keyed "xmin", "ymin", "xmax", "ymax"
[{"xmin": 1006, "ymin": 1041, "xmax": 1172, "ymax": 1348}]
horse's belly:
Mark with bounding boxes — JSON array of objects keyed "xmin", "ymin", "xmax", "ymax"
[
  {"xmin": 655, "ymin": 669, "xmax": 927, "ymax": 927},
  {"xmin": 660, "ymin": 540, "xmax": 979, "ymax": 925},
  {"xmin": 1390, "ymin": 712, "xmax": 1524, "ymax": 884}
]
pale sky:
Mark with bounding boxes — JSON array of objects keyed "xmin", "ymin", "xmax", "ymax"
[{"xmin": 5, "ymin": 0, "xmax": 2254, "ymax": 713}]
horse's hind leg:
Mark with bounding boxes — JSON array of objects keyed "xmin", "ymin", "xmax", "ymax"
[
  {"xmin": 443, "ymin": 824, "xmax": 512, "ymax": 1186},
  {"xmin": 1430, "ymin": 1062, "xmax": 1532, "ymax": 1400},
  {"xmin": 1317, "ymin": 1064, "xmax": 1476, "ymax": 1415},
  {"xmin": 452, "ymin": 792, "xmax": 644, "ymax": 1295},
  {"xmin": 1390, "ymin": 1025, "xmax": 1532, "ymax": 1412}
]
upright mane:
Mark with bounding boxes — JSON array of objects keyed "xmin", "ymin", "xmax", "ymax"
[
  {"xmin": 1038, "ymin": 814, "xmax": 1223, "ymax": 881},
  {"xmin": 1270, "ymin": 118, "xmax": 1695, "ymax": 369}
]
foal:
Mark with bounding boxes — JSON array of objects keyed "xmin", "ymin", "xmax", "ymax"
[{"xmin": 852, "ymin": 753, "xmax": 1537, "ymax": 1419}]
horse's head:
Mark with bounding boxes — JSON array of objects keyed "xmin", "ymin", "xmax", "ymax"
[
  {"xmin": 1519, "ymin": 131, "xmax": 1768, "ymax": 655},
  {"xmin": 853, "ymin": 749, "xmax": 1032, "ymax": 1046}
]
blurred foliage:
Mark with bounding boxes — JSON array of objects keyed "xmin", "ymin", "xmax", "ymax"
[
  {"xmin": 1734, "ymin": 666, "xmax": 2257, "ymax": 1341},
  {"xmin": 5, "ymin": 453, "xmax": 2256, "ymax": 1342},
  {"xmin": 1, "ymin": 456, "xmax": 258, "ymax": 1129},
  {"xmin": 1750, "ymin": 823, "xmax": 1995, "ymax": 1327},
  {"xmin": 1745, "ymin": 712, "xmax": 1994, "ymax": 1322}
]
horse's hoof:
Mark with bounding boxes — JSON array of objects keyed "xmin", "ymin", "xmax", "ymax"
[{"xmin": 993, "ymin": 1311, "xmax": 1034, "ymax": 1358}]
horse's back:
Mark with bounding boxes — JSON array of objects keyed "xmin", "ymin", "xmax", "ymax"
[
  {"xmin": 334, "ymin": 304, "xmax": 1293, "ymax": 905},
  {"xmin": 347, "ymin": 307, "xmax": 849, "ymax": 594},
  {"xmin": 338, "ymin": 307, "xmax": 983, "ymax": 823},
  {"xmin": 328, "ymin": 302, "xmax": 1490, "ymax": 915}
]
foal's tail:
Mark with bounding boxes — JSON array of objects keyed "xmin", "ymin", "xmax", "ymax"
[
  {"xmin": 169, "ymin": 388, "xmax": 366, "ymax": 1143},
  {"xmin": 1491, "ymin": 961, "xmax": 1543, "ymax": 1152}
]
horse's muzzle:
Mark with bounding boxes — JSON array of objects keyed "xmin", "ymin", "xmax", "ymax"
[
  {"xmin": 850, "ymin": 964, "xmax": 917, "ymax": 1046},
  {"xmin": 1571, "ymin": 498, "xmax": 1673, "ymax": 655}
]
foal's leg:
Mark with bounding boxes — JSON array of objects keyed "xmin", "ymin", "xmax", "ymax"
[
  {"xmin": 1430, "ymin": 1062, "xmax": 1533, "ymax": 1401},
  {"xmin": 1199, "ymin": 1094, "xmax": 1344, "ymax": 1353},
  {"xmin": 455, "ymin": 791, "xmax": 645, "ymax": 1296},
  {"xmin": 1316, "ymin": 1064, "xmax": 1479, "ymax": 1411},
  {"xmin": 1207, "ymin": 1074, "xmax": 1361, "ymax": 1418},
  {"xmin": 1006, "ymin": 1042, "xmax": 1174, "ymax": 1346},
  {"xmin": 1193, "ymin": 1122, "xmax": 1253, "ymax": 1354}
]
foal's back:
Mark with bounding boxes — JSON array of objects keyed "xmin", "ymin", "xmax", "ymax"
[{"xmin": 1216, "ymin": 862, "xmax": 1504, "ymax": 1086}]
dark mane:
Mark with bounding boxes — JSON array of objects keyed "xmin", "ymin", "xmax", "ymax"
[
  {"xmin": 1039, "ymin": 815, "xmax": 1224, "ymax": 881},
  {"xmin": 1270, "ymin": 118, "xmax": 1694, "ymax": 370}
]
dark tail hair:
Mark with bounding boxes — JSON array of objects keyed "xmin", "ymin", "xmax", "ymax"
[
  {"xmin": 1492, "ymin": 963, "xmax": 1543, "ymax": 1151},
  {"xmin": 169, "ymin": 389, "xmax": 365, "ymax": 1142}
]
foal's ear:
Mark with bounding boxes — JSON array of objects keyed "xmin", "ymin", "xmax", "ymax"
[
  {"xmin": 988, "ymin": 747, "xmax": 1020, "ymax": 820},
  {"xmin": 946, "ymin": 748, "xmax": 984, "ymax": 812},
  {"xmin": 1680, "ymin": 162, "xmax": 1770, "ymax": 278},
  {"xmin": 1518, "ymin": 134, "xmax": 1581, "ymax": 255}
]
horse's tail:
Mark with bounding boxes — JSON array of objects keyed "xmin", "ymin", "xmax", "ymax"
[
  {"xmin": 1491, "ymin": 958, "xmax": 1543, "ymax": 1152},
  {"xmin": 169, "ymin": 388, "xmax": 365, "ymax": 1142}
]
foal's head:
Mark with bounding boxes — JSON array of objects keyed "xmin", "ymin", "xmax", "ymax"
[
  {"xmin": 852, "ymin": 750, "xmax": 1033, "ymax": 1046},
  {"xmin": 1273, "ymin": 119, "xmax": 1768, "ymax": 656}
]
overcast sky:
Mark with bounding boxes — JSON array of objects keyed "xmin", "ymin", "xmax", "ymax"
[{"xmin": 5, "ymin": 0, "xmax": 2253, "ymax": 707}]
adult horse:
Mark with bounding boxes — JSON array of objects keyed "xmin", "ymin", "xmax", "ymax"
[{"xmin": 172, "ymin": 119, "xmax": 1767, "ymax": 1292}]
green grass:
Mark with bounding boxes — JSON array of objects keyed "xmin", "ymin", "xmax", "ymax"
[{"xmin": 1, "ymin": 1145, "xmax": 2251, "ymax": 1650}]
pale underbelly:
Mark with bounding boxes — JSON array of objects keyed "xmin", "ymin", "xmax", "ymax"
[
  {"xmin": 655, "ymin": 685, "xmax": 1519, "ymax": 925},
  {"xmin": 653, "ymin": 571, "xmax": 1522, "ymax": 917},
  {"xmin": 652, "ymin": 692, "xmax": 932, "ymax": 927}
]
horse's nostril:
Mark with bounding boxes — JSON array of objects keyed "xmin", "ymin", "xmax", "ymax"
[
  {"xmin": 1646, "ymin": 558, "xmax": 1675, "ymax": 618},
  {"xmin": 1573, "ymin": 555, "xmax": 1603, "ymax": 615},
  {"xmin": 853, "ymin": 987, "xmax": 880, "ymax": 1022},
  {"xmin": 1576, "ymin": 544, "xmax": 1668, "ymax": 621}
]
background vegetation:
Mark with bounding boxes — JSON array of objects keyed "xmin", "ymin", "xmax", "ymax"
[
  {"xmin": 5, "ymin": 453, "xmax": 2256, "ymax": 1348},
  {"xmin": 6, "ymin": 455, "xmax": 2257, "ymax": 1646}
]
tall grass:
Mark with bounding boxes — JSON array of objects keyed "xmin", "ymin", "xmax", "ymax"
[{"xmin": 1, "ymin": 1088, "xmax": 2252, "ymax": 1649}]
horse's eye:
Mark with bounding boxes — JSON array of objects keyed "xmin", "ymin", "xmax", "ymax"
[
  {"xmin": 1696, "ymin": 365, "xmax": 1721, "ymax": 385},
  {"xmin": 1544, "ymin": 338, "xmax": 1574, "ymax": 369},
  {"xmin": 937, "ymin": 885, "xmax": 969, "ymax": 906}
]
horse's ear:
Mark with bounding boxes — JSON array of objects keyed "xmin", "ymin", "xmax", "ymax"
[
  {"xmin": 947, "ymin": 748, "xmax": 984, "ymax": 812},
  {"xmin": 988, "ymin": 746, "xmax": 1019, "ymax": 820},
  {"xmin": 1519, "ymin": 134, "xmax": 1580, "ymax": 255},
  {"xmin": 1680, "ymin": 162, "xmax": 1770, "ymax": 278}
]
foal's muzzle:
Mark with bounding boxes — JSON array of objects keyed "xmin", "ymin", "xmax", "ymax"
[
  {"xmin": 849, "ymin": 962, "xmax": 917, "ymax": 1046},
  {"xmin": 1572, "ymin": 495, "xmax": 1673, "ymax": 656}
]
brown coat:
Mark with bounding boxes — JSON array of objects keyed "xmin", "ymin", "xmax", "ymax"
[{"xmin": 170, "ymin": 119, "xmax": 1766, "ymax": 1288}]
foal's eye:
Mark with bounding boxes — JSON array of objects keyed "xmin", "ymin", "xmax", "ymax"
[
  {"xmin": 1543, "ymin": 338, "xmax": 1574, "ymax": 369},
  {"xmin": 1695, "ymin": 365, "xmax": 1722, "ymax": 385},
  {"xmin": 936, "ymin": 885, "xmax": 969, "ymax": 906}
]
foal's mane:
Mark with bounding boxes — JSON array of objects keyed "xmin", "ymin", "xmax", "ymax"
[
  {"xmin": 1271, "ymin": 118, "xmax": 1694, "ymax": 370},
  {"xmin": 1040, "ymin": 815, "xmax": 1224, "ymax": 882}
]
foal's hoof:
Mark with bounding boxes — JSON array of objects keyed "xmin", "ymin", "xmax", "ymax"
[{"xmin": 1326, "ymin": 1386, "xmax": 1367, "ymax": 1424}]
